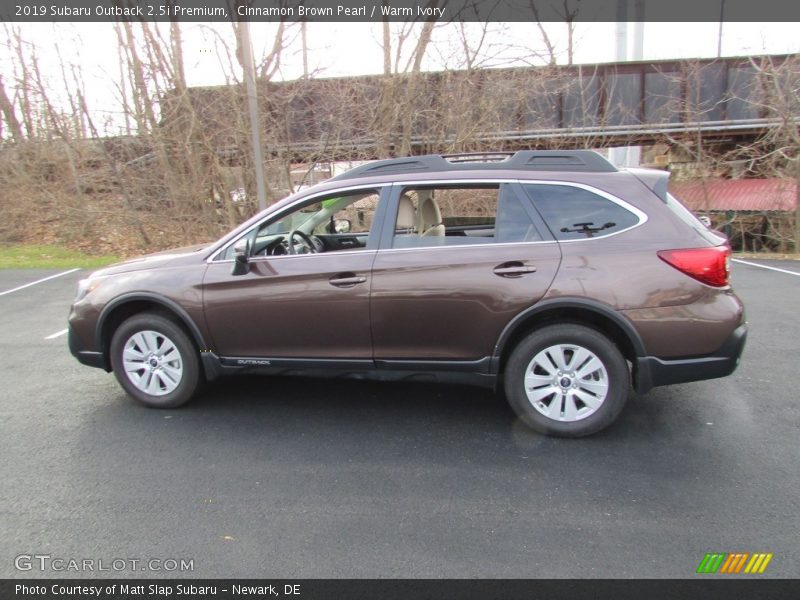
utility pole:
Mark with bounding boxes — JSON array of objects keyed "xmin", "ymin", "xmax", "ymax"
[
  {"xmin": 610, "ymin": 0, "xmax": 644, "ymax": 168},
  {"xmin": 633, "ymin": 1, "xmax": 644, "ymax": 60},
  {"xmin": 615, "ymin": 1, "xmax": 628, "ymax": 63},
  {"xmin": 611, "ymin": 1, "xmax": 629, "ymax": 167},
  {"xmin": 239, "ymin": 20, "xmax": 267, "ymax": 212},
  {"xmin": 301, "ymin": 21, "xmax": 309, "ymax": 78},
  {"xmin": 717, "ymin": 0, "xmax": 726, "ymax": 57}
]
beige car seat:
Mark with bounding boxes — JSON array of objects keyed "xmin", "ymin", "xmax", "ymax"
[
  {"xmin": 396, "ymin": 194, "xmax": 416, "ymax": 232},
  {"xmin": 418, "ymin": 196, "xmax": 445, "ymax": 237}
]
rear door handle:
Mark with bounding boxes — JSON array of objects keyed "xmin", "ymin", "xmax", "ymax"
[
  {"xmin": 329, "ymin": 273, "xmax": 367, "ymax": 288},
  {"xmin": 493, "ymin": 262, "xmax": 537, "ymax": 277}
]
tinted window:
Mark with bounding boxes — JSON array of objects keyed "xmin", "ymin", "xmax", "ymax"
[
  {"xmin": 665, "ymin": 192, "xmax": 708, "ymax": 231},
  {"xmin": 665, "ymin": 192, "xmax": 722, "ymax": 245},
  {"xmin": 524, "ymin": 184, "xmax": 639, "ymax": 240},
  {"xmin": 495, "ymin": 190, "xmax": 541, "ymax": 243},
  {"xmin": 391, "ymin": 185, "xmax": 541, "ymax": 249}
]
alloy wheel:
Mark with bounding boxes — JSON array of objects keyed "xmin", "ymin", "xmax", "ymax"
[{"xmin": 523, "ymin": 343, "xmax": 609, "ymax": 422}]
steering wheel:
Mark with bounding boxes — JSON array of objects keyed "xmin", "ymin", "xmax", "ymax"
[{"xmin": 287, "ymin": 230, "xmax": 318, "ymax": 255}]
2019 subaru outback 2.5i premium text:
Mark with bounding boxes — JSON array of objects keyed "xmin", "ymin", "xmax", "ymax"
[{"xmin": 68, "ymin": 151, "xmax": 746, "ymax": 437}]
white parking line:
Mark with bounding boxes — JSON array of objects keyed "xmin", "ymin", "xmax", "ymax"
[
  {"xmin": 732, "ymin": 259, "xmax": 800, "ymax": 277},
  {"xmin": 44, "ymin": 328, "xmax": 69, "ymax": 340},
  {"xmin": 0, "ymin": 268, "xmax": 81, "ymax": 297}
]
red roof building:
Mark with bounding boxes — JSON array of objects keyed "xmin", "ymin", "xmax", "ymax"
[{"xmin": 670, "ymin": 179, "xmax": 798, "ymax": 213}]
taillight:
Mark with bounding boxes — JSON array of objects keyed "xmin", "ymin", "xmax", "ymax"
[{"xmin": 657, "ymin": 246, "xmax": 731, "ymax": 287}]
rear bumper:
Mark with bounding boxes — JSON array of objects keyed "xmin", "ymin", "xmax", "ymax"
[
  {"xmin": 68, "ymin": 326, "xmax": 109, "ymax": 371},
  {"xmin": 635, "ymin": 323, "xmax": 747, "ymax": 393}
]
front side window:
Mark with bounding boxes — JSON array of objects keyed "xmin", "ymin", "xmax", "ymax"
[
  {"xmin": 523, "ymin": 184, "xmax": 640, "ymax": 240},
  {"xmin": 391, "ymin": 185, "xmax": 541, "ymax": 249},
  {"xmin": 217, "ymin": 189, "xmax": 380, "ymax": 259},
  {"xmin": 311, "ymin": 194, "xmax": 378, "ymax": 235}
]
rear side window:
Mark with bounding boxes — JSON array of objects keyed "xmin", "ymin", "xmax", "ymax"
[
  {"xmin": 391, "ymin": 184, "xmax": 542, "ymax": 249},
  {"xmin": 523, "ymin": 184, "xmax": 640, "ymax": 240}
]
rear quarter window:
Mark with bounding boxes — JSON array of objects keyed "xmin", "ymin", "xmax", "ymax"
[
  {"xmin": 523, "ymin": 183, "xmax": 641, "ymax": 240},
  {"xmin": 664, "ymin": 192, "xmax": 726, "ymax": 245}
]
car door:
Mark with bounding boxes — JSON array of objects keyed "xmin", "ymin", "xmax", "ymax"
[
  {"xmin": 202, "ymin": 186, "xmax": 388, "ymax": 360},
  {"xmin": 369, "ymin": 181, "xmax": 561, "ymax": 365}
]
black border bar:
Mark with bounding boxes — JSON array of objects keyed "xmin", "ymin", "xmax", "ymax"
[
  {"xmin": 3, "ymin": 579, "xmax": 800, "ymax": 600},
  {"xmin": 3, "ymin": 0, "xmax": 800, "ymax": 23}
]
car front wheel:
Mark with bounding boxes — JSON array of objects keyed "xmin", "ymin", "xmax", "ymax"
[
  {"xmin": 504, "ymin": 323, "xmax": 629, "ymax": 437},
  {"xmin": 110, "ymin": 313, "xmax": 202, "ymax": 408}
]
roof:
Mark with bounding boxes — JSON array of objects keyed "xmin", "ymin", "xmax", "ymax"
[
  {"xmin": 670, "ymin": 179, "xmax": 798, "ymax": 212},
  {"xmin": 330, "ymin": 151, "xmax": 617, "ymax": 181}
]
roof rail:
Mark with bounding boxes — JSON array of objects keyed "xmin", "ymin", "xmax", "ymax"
[
  {"xmin": 441, "ymin": 152, "xmax": 517, "ymax": 163},
  {"xmin": 331, "ymin": 150, "xmax": 617, "ymax": 181}
]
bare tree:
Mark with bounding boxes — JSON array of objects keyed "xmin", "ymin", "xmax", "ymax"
[
  {"xmin": 0, "ymin": 75, "xmax": 23, "ymax": 142},
  {"xmin": 748, "ymin": 56, "xmax": 800, "ymax": 251},
  {"xmin": 529, "ymin": 1, "xmax": 557, "ymax": 65},
  {"xmin": 2, "ymin": 19, "xmax": 796, "ymax": 257}
]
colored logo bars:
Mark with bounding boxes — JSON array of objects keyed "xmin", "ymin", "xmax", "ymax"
[{"xmin": 696, "ymin": 553, "xmax": 773, "ymax": 574}]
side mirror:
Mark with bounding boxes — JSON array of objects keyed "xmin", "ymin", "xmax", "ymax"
[
  {"xmin": 231, "ymin": 237, "xmax": 250, "ymax": 276},
  {"xmin": 334, "ymin": 218, "xmax": 351, "ymax": 234}
]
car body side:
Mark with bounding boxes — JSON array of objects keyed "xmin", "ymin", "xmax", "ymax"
[{"xmin": 68, "ymin": 167, "xmax": 745, "ymax": 394}]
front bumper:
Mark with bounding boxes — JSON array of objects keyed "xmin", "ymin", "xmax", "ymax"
[
  {"xmin": 68, "ymin": 325, "xmax": 109, "ymax": 371},
  {"xmin": 635, "ymin": 323, "xmax": 747, "ymax": 394}
]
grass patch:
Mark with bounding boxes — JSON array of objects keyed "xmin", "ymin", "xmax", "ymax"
[{"xmin": 0, "ymin": 245, "xmax": 119, "ymax": 269}]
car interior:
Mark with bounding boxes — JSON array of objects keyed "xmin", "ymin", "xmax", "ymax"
[
  {"xmin": 247, "ymin": 192, "xmax": 378, "ymax": 256},
  {"xmin": 392, "ymin": 187, "xmax": 502, "ymax": 248},
  {"xmin": 224, "ymin": 185, "xmax": 519, "ymax": 258}
]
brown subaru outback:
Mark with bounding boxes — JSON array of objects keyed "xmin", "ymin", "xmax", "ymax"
[{"xmin": 68, "ymin": 151, "xmax": 746, "ymax": 437}]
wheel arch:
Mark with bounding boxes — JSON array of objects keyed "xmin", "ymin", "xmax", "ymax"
[
  {"xmin": 492, "ymin": 298, "xmax": 646, "ymax": 375},
  {"xmin": 96, "ymin": 293, "xmax": 209, "ymax": 368}
]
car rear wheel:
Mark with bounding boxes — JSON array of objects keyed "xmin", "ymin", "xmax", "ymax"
[
  {"xmin": 504, "ymin": 323, "xmax": 629, "ymax": 437},
  {"xmin": 110, "ymin": 313, "xmax": 202, "ymax": 408}
]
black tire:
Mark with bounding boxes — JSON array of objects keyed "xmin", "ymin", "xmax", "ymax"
[
  {"xmin": 504, "ymin": 323, "xmax": 629, "ymax": 437},
  {"xmin": 109, "ymin": 312, "xmax": 202, "ymax": 409}
]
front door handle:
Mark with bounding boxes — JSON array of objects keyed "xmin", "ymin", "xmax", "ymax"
[
  {"xmin": 329, "ymin": 273, "xmax": 367, "ymax": 288},
  {"xmin": 493, "ymin": 262, "xmax": 537, "ymax": 277}
]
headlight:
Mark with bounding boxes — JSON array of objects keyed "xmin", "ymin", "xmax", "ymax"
[{"xmin": 74, "ymin": 278, "xmax": 100, "ymax": 302}]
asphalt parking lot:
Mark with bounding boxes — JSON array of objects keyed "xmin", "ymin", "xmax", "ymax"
[{"xmin": 1, "ymin": 260, "xmax": 798, "ymax": 579}]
